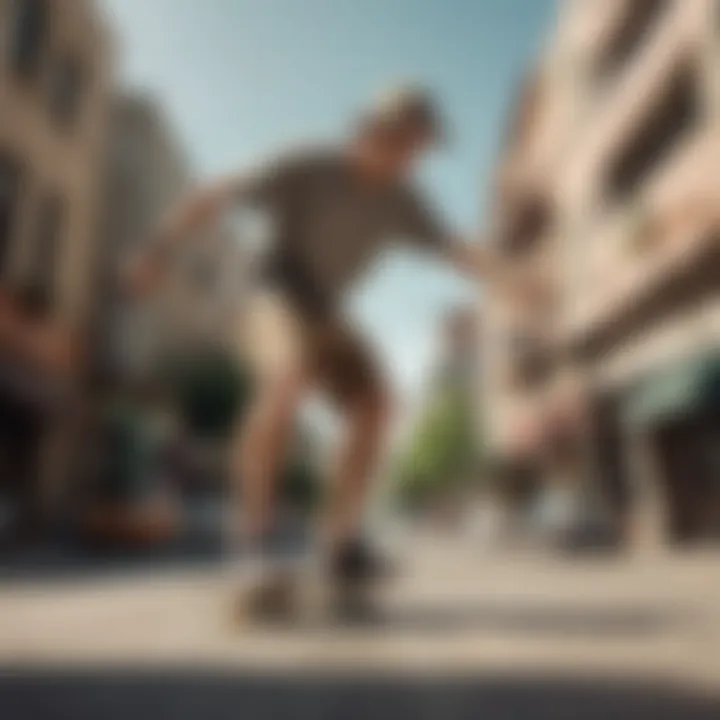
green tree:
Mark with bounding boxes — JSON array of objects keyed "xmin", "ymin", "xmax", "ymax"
[
  {"xmin": 394, "ymin": 381, "xmax": 480, "ymax": 508},
  {"xmin": 174, "ymin": 349, "xmax": 251, "ymax": 441}
]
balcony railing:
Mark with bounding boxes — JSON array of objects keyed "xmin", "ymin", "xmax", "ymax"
[{"xmin": 595, "ymin": 0, "xmax": 670, "ymax": 82}]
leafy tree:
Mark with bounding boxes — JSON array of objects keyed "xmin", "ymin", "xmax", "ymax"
[
  {"xmin": 394, "ymin": 381, "xmax": 481, "ymax": 508},
  {"xmin": 174, "ymin": 349, "xmax": 251, "ymax": 441}
]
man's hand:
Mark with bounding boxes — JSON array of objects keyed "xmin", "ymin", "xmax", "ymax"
[
  {"xmin": 449, "ymin": 241, "xmax": 552, "ymax": 310},
  {"xmin": 449, "ymin": 241, "xmax": 498, "ymax": 282}
]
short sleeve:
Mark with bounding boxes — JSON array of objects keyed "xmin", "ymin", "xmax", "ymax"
[
  {"xmin": 395, "ymin": 185, "xmax": 453, "ymax": 255},
  {"xmin": 236, "ymin": 145, "xmax": 329, "ymax": 210},
  {"xmin": 235, "ymin": 153, "xmax": 301, "ymax": 209}
]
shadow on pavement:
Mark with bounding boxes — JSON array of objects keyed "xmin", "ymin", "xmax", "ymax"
[
  {"xmin": 1, "ymin": 668, "xmax": 718, "ymax": 719},
  {"xmin": 368, "ymin": 602, "xmax": 685, "ymax": 639}
]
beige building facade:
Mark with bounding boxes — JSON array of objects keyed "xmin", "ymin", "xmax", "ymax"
[
  {"xmin": 0, "ymin": 0, "xmax": 114, "ymax": 531},
  {"xmin": 0, "ymin": 0, "xmax": 113, "ymax": 320},
  {"xmin": 483, "ymin": 0, "xmax": 720, "ymax": 543}
]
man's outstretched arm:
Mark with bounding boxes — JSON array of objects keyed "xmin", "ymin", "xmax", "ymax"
[
  {"xmin": 123, "ymin": 173, "xmax": 252, "ymax": 295},
  {"xmin": 446, "ymin": 239, "xmax": 550, "ymax": 307},
  {"xmin": 399, "ymin": 189, "xmax": 544, "ymax": 303},
  {"xmin": 447, "ymin": 239, "xmax": 501, "ymax": 281}
]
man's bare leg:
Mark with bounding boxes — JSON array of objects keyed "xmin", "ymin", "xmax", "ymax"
[
  {"xmin": 324, "ymin": 386, "xmax": 391, "ymax": 554},
  {"xmin": 228, "ymin": 370, "xmax": 308, "ymax": 619},
  {"xmin": 230, "ymin": 369, "xmax": 305, "ymax": 552}
]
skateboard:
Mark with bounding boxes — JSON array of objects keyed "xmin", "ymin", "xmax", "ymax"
[{"xmin": 229, "ymin": 563, "xmax": 383, "ymax": 627}]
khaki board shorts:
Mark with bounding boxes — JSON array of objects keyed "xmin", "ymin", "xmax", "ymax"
[{"xmin": 239, "ymin": 290, "xmax": 381, "ymax": 406}]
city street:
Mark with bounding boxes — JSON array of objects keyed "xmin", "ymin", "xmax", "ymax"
[
  {"xmin": 4, "ymin": 0, "xmax": 720, "ymax": 716},
  {"xmin": 2, "ymin": 535, "xmax": 720, "ymax": 717}
]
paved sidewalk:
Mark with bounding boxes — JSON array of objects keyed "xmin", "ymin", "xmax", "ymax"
[{"xmin": 1, "ymin": 538, "xmax": 720, "ymax": 717}]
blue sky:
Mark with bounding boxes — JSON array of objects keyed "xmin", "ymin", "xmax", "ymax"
[{"xmin": 102, "ymin": 0, "xmax": 554, "ymax": 402}]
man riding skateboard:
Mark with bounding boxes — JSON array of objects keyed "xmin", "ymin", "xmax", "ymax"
[{"xmin": 127, "ymin": 85, "xmax": 534, "ymax": 614}]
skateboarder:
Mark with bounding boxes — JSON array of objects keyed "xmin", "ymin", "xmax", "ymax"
[{"xmin": 126, "ymin": 85, "xmax": 534, "ymax": 608}]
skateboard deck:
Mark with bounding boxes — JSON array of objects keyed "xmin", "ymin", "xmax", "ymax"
[{"xmin": 229, "ymin": 563, "xmax": 384, "ymax": 627}]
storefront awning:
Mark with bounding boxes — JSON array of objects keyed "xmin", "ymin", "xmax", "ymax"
[{"xmin": 623, "ymin": 352, "xmax": 720, "ymax": 430}]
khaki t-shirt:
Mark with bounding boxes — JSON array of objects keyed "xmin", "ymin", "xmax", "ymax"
[{"xmin": 238, "ymin": 146, "xmax": 452, "ymax": 316}]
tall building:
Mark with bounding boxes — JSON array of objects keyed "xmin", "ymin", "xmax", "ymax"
[
  {"xmin": 435, "ymin": 306, "xmax": 481, "ymax": 389},
  {"xmin": 0, "ymin": 0, "xmax": 114, "ymax": 529},
  {"xmin": 0, "ymin": 0, "xmax": 113, "ymax": 320},
  {"xmin": 483, "ymin": 0, "xmax": 720, "ymax": 544},
  {"xmin": 96, "ymin": 92, "xmax": 244, "ymax": 386}
]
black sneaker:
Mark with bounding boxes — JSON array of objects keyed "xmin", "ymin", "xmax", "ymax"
[{"xmin": 328, "ymin": 538, "xmax": 396, "ymax": 584}]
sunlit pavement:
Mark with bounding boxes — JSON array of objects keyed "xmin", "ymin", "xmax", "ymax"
[{"xmin": 1, "ymin": 533, "xmax": 720, "ymax": 694}]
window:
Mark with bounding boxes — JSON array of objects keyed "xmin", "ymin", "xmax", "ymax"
[
  {"xmin": 597, "ymin": 0, "xmax": 668, "ymax": 79},
  {"xmin": 47, "ymin": 53, "xmax": 86, "ymax": 129},
  {"xmin": 27, "ymin": 194, "xmax": 64, "ymax": 314},
  {"xmin": 0, "ymin": 155, "xmax": 22, "ymax": 277},
  {"xmin": 605, "ymin": 62, "xmax": 699, "ymax": 204},
  {"xmin": 501, "ymin": 194, "xmax": 552, "ymax": 255},
  {"xmin": 8, "ymin": 0, "xmax": 49, "ymax": 80}
]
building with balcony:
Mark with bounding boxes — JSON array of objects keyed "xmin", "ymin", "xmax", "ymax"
[
  {"xmin": 0, "ymin": 0, "xmax": 114, "ymax": 538},
  {"xmin": 482, "ymin": 0, "xmax": 720, "ymax": 545}
]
